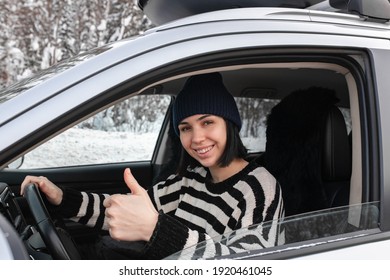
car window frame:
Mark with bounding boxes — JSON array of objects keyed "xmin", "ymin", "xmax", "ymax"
[{"xmin": 149, "ymin": 52, "xmax": 383, "ymax": 260}]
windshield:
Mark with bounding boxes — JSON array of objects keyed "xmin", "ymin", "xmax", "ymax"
[{"xmin": 165, "ymin": 202, "xmax": 379, "ymax": 260}]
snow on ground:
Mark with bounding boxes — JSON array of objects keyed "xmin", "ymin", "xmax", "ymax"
[
  {"xmin": 22, "ymin": 128, "xmax": 158, "ymax": 168},
  {"xmin": 21, "ymin": 128, "xmax": 265, "ymax": 169}
]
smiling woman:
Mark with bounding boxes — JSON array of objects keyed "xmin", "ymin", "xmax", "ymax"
[{"xmin": 18, "ymin": 72, "xmax": 284, "ymax": 260}]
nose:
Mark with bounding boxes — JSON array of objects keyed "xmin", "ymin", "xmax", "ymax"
[{"xmin": 191, "ymin": 126, "xmax": 205, "ymax": 144}]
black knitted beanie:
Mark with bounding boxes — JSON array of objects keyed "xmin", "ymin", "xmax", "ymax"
[{"xmin": 172, "ymin": 72, "xmax": 242, "ymax": 135}]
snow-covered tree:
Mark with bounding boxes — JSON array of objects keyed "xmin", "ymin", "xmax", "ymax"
[{"xmin": 0, "ymin": 0, "xmax": 153, "ymax": 88}]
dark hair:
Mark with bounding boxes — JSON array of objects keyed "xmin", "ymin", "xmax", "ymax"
[{"xmin": 176, "ymin": 119, "xmax": 247, "ymax": 177}]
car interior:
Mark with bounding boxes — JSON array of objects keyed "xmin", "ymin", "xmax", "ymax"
[
  {"xmin": 157, "ymin": 60, "xmax": 379, "ymax": 259},
  {"xmin": 1, "ymin": 53, "xmax": 377, "ymax": 259},
  {"xmin": 148, "ymin": 61, "xmax": 357, "ymax": 210}
]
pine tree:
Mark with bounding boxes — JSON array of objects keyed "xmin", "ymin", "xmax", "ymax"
[{"xmin": 0, "ymin": 0, "xmax": 153, "ymax": 88}]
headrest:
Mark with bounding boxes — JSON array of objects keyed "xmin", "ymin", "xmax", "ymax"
[{"xmin": 322, "ymin": 106, "xmax": 352, "ymax": 181}]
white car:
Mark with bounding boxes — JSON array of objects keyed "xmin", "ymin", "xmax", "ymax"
[{"xmin": 0, "ymin": 0, "xmax": 390, "ymax": 260}]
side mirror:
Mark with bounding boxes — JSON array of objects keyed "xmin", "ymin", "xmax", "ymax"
[{"xmin": 7, "ymin": 156, "xmax": 25, "ymax": 169}]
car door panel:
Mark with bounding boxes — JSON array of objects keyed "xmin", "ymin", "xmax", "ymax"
[{"xmin": 0, "ymin": 161, "xmax": 154, "ymax": 196}]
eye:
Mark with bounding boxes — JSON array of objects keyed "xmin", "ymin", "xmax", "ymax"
[
  {"xmin": 203, "ymin": 120, "xmax": 214, "ymax": 126},
  {"xmin": 179, "ymin": 125, "xmax": 191, "ymax": 132}
]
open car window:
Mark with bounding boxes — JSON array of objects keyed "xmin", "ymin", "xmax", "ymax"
[
  {"xmin": 165, "ymin": 202, "xmax": 380, "ymax": 260},
  {"xmin": 9, "ymin": 94, "xmax": 171, "ymax": 169}
]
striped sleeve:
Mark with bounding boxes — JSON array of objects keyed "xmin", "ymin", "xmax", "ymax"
[
  {"xmin": 56, "ymin": 172, "xmax": 188, "ymax": 231},
  {"xmin": 70, "ymin": 192, "xmax": 110, "ymax": 230},
  {"xmin": 56, "ymin": 187, "xmax": 110, "ymax": 230}
]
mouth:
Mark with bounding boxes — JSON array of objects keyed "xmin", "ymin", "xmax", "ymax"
[{"xmin": 194, "ymin": 145, "xmax": 214, "ymax": 155}]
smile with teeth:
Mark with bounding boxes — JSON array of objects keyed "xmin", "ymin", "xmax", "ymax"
[{"xmin": 194, "ymin": 145, "xmax": 214, "ymax": 155}]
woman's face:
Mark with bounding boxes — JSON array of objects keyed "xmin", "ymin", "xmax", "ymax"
[{"xmin": 178, "ymin": 114, "xmax": 227, "ymax": 169}]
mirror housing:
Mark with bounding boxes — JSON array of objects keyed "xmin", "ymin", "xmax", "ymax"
[{"xmin": 7, "ymin": 156, "xmax": 25, "ymax": 169}]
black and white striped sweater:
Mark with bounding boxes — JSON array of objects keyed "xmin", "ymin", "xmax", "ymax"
[{"xmin": 57, "ymin": 160, "xmax": 284, "ymax": 259}]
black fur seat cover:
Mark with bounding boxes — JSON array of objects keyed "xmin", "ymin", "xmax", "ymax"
[{"xmin": 264, "ymin": 87, "xmax": 340, "ymax": 217}]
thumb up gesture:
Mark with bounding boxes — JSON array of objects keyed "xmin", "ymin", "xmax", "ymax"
[{"xmin": 103, "ymin": 168, "xmax": 158, "ymax": 242}]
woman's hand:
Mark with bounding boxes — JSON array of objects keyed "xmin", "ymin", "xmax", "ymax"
[
  {"xmin": 20, "ymin": 175, "xmax": 63, "ymax": 206},
  {"xmin": 103, "ymin": 168, "xmax": 158, "ymax": 242}
]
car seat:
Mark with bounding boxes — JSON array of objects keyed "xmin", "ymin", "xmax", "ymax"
[
  {"xmin": 264, "ymin": 87, "xmax": 351, "ymax": 217},
  {"xmin": 321, "ymin": 105, "xmax": 351, "ymax": 208}
]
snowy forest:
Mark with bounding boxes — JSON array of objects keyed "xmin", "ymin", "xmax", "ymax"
[{"xmin": 0, "ymin": 0, "xmax": 153, "ymax": 89}]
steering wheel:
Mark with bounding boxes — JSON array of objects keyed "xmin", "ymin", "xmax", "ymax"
[{"xmin": 24, "ymin": 183, "xmax": 80, "ymax": 260}]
